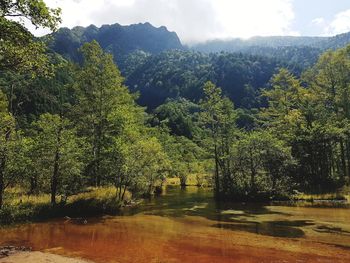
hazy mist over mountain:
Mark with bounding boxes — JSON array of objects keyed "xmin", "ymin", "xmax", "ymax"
[{"xmin": 35, "ymin": 0, "xmax": 350, "ymax": 43}]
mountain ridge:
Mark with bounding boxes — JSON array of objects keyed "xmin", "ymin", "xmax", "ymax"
[
  {"xmin": 190, "ymin": 32, "xmax": 350, "ymax": 53},
  {"xmin": 44, "ymin": 22, "xmax": 350, "ymax": 110},
  {"xmin": 46, "ymin": 22, "xmax": 184, "ymax": 63},
  {"xmin": 46, "ymin": 21, "xmax": 350, "ymax": 64}
]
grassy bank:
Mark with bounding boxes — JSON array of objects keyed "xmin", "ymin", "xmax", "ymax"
[
  {"xmin": 166, "ymin": 174, "xmax": 212, "ymax": 187},
  {"xmin": 285, "ymin": 189, "xmax": 350, "ymax": 207},
  {"xmin": 166, "ymin": 175, "xmax": 350, "ymax": 205},
  {"xmin": 293, "ymin": 193, "xmax": 349, "ymax": 202},
  {"xmin": 292, "ymin": 185, "xmax": 349, "ymax": 201},
  {"xmin": 0, "ymin": 187, "xmax": 131, "ymax": 225}
]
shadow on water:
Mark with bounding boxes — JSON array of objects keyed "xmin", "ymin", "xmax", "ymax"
[
  {"xmin": 315, "ymin": 225, "xmax": 350, "ymax": 235},
  {"xmin": 124, "ymin": 185, "xmax": 311, "ymax": 238},
  {"xmin": 212, "ymin": 222, "xmax": 305, "ymax": 238},
  {"xmin": 212, "ymin": 219, "xmax": 315, "ymax": 238}
]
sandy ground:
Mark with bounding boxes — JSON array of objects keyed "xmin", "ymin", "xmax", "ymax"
[{"xmin": 0, "ymin": 251, "xmax": 92, "ymax": 263}]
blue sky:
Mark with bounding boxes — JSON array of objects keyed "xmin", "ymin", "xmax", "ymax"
[
  {"xmin": 37, "ymin": 0, "xmax": 350, "ymax": 43},
  {"xmin": 292, "ymin": 0, "xmax": 350, "ymax": 35}
]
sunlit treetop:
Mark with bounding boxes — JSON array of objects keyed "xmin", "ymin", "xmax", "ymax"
[
  {"xmin": 1, "ymin": 0, "xmax": 61, "ymax": 30},
  {"xmin": 0, "ymin": 0, "xmax": 61, "ymax": 74}
]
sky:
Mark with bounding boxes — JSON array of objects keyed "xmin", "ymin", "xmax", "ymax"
[{"xmin": 33, "ymin": 0, "xmax": 350, "ymax": 43}]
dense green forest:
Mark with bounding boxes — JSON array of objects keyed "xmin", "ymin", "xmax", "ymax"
[
  {"xmin": 46, "ymin": 22, "xmax": 350, "ymax": 112},
  {"xmin": 1, "ymin": 0, "xmax": 350, "ymax": 223},
  {"xmin": 124, "ymin": 50, "xmax": 290, "ymax": 109}
]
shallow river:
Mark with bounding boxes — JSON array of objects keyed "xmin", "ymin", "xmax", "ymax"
[{"xmin": 1, "ymin": 186, "xmax": 350, "ymax": 262}]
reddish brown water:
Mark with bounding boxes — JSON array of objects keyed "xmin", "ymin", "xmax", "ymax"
[{"xmin": 0, "ymin": 186, "xmax": 350, "ymax": 262}]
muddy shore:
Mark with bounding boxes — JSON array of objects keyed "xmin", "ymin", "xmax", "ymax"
[{"xmin": 0, "ymin": 247, "xmax": 91, "ymax": 263}]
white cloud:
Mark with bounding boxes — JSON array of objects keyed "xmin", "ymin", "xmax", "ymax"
[
  {"xmin": 311, "ymin": 17, "xmax": 325, "ymax": 26},
  {"xmin": 325, "ymin": 9, "xmax": 350, "ymax": 36},
  {"xmin": 33, "ymin": 0, "xmax": 298, "ymax": 43},
  {"xmin": 212, "ymin": 0, "xmax": 297, "ymax": 39}
]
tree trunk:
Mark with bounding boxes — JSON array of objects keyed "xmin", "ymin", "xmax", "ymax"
[
  {"xmin": 214, "ymin": 143, "xmax": 220, "ymax": 196},
  {"xmin": 51, "ymin": 151, "xmax": 59, "ymax": 204},
  {"xmin": 96, "ymin": 156, "xmax": 101, "ymax": 187},
  {"xmin": 95, "ymin": 133, "xmax": 102, "ymax": 187},
  {"xmin": 249, "ymin": 148, "xmax": 256, "ymax": 195},
  {"xmin": 0, "ymin": 131, "xmax": 10, "ymax": 209},
  {"xmin": 250, "ymin": 171, "xmax": 256, "ymax": 194},
  {"xmin": 0, "ymin": 145, "xmax": 8, "ymax": 209},
  {"xmin": 0, "ymin": 167, "xmax": 4, "ymax": 209},
  {"xmin": 340, "ymin": 139, "xmax": 347, "ymax": 178},
  {"xmin": 272, "ymin": 176, "xmax": 277, "ymax": 195},
  {"xmin": 51, "ymin": 126, "xmax": 62, "ymax": 205},
  {"xmin": 30, "ymin": 176, "xmax": 38, "ymax": 195},
  {"xmin": 121, "ymin": 185, "xmax": 127, "ymax": 201},
  {"xmin": 346, "ymin": 138, "xmax": 350, "ymax": 184}
]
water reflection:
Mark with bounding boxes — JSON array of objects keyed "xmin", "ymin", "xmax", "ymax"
[
  {"xmin": 0, "ymin": 186, "xmax": 350, "ymax": 263},
  {"xmin": 126, "ymin": 186, "xmax": 305, "ymax": 238}
]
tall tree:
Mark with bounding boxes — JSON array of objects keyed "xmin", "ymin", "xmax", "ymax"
[
  {"xmin": 75, "ymin": 40, "xmax": 143, "ymax": 186},
  {"xmin": 200, "ymin": 81, "xmax": 237, "ymax": 196},
  {"xmin": 232, "ymin": 131, "xmax": 294, "ymax": 198},
  {"xmin": 127, "ymin": 137, "xmax": 170, "ymax": 196},
  {"xmin": 0, "ymin": 90, "xmax": 27, "ymax": 208},
  {"xmin": 261, "ymin": 65, "xmax": 349, "ymax": 192},
  {"xmin": 0, "ymin": 90, "xmax": 14, "ymax": 207},
  {"xmin": 32, "ymin": 113, "xmax": 82, "ymax": 204},
  {"xmin": 306, "ymin": 45, "xmax": 350, "ymax": 185}
]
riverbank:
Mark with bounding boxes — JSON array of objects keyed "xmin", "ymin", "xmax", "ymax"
[
  {"xmin": 0, "ymin": 246, "xmax": 92, "ymax": 262},
  {"xmin": 1, "ymin": 182, "xmax": 349, "ymax": 226},
  {"xmin": 0, "ymin": 187, "xmax": 131, "ymax": 225},
  {"xmin": 166, "ymin": 175, "xmax": 350, "ymax": 203},
  {"xmin": 0, "ymin": 251, "xmax": 92, "ymax": 263}
]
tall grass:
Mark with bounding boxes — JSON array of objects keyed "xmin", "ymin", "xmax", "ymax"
[
  {"xmin": 0, "ymin": 187, "xmax": 131, "ymax": 225},
  {"xmin": 293, "ymin": 185, "xmax": 350, "ymax": 202},
  {"xmin": 293, "ymin": 193, "xmax": 347, "ymax": 201}
]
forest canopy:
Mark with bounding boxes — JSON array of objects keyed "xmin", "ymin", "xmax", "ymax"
[{"xmin": 1, "ymin": 2, "xmax": 350, "ymax": 217}]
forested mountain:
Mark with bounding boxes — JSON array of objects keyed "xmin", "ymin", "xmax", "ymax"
[
  {"xmin": 191, "ymin": 32, "xmax": 350, "ymax": 53},
  {"xmin": 47, "ymin": 24, "xmax": 296, "ymax": 110},
  {"xmin": 46, "ymin": 22, "xmax": 183, "ymax": 63},
  {"xmin": 318, "ymin": 32, "xmax": 350, "ymax": 50},
  {"xmin": 124, "ymin": 50, "xmax": 288, "ymax": 109},
  {"xmin": 190, "ymin": 33, "xmax": 350, "ymax": 71},
  {"xmin": 45, "ymin": 23, "xmax": 350, "ymax": 111},
  {"xmin": 48, "ymin": 22, "xmax": 350, "ymax": 64}
]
